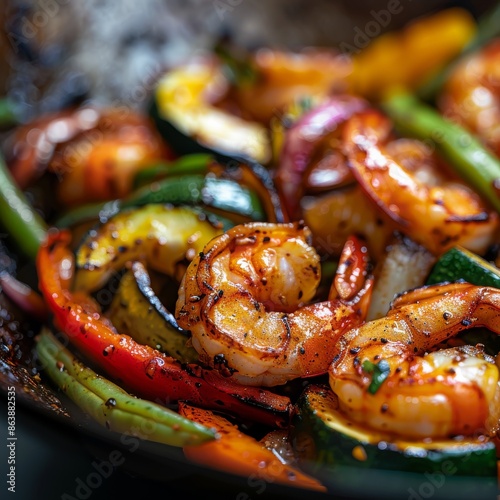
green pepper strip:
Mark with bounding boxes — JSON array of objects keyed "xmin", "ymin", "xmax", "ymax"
[
  {"xmin": 36, "ymin": 329, "xmax": 217, "ymax": 447},
  {"xmin": 0, "ymin": 153, "xmax": 47, "ymax": 260},
  {"xmin": 383, "ymin": 92, "xmax": 500, "ymax": 214}
]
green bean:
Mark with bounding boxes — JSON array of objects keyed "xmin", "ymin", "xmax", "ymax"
[
  {"xmin": 382, "ymin": 92, "xmax": 500, "ymax": 214},
  {"xmin": 36, "ymin": 329, "xmax": 216, "ymax": 447},
  {"xmin": 0, "ymin": 153, "xmax": 47, "ymax": 260}
]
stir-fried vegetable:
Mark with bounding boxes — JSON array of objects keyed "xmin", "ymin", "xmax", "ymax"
[
  {"xmin": 74, "ymin": 204, "xmax": 223, "ymax": 292},
  {"xmin": 366, "ymin": 232, "xmax": 435, "ymax": 320},
  {"xmin": 0, "ymin": 153, "xmax": 47, "ymax": 260},
  {"xmin": 0, "ymin": 272, "xmax": 48, "ymax": 322},
  {"xmin": 55, "ymin": 153, "xmax": 285, "ymax": 229},
  {"xmin": 107, "ymin": 262, "xmax": 199, "ymax": 363},
  {"xmin": 294, "ymin": 384, "xmax": 497, "ymax": 476},
  {"xmin": 427, "ymin": 245, "xmax": 500, "ymax": 288},
  {"xmin": 179, "ymin": 402, "xmax": 326, "ymax": 492},
  {"xmin": 291, "ymin": 385, "xmax": 497, "ymax": 496},
  {"xmin": 348, "ymin": 7, "xmax": 476, "ymax": 100},
  {"xmin": 37, "ymin": 230, "xmax": 291, "ymax": 428},
  {"xmin": 151, "ymin": 56, "xmax": 271, "ymax": 164},
  {"xmin": 36, "ymin": 329, "xmax": 217, "ymax": 447}
]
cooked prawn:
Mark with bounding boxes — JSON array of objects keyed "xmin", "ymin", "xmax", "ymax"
[
  {"xmin": 175, "ymin": 222, "xmax": 373, "ymax": 387},
  {"xmin": 343, "ymin": 109, "xmax": 498, "ymax": 256},
  {"xmin": 329, "ymin": 282, "xmax": 500, "ymax": 440},
  {"xmin": 439, "ymin": 38, "xmax": 500, "ymax": 158},
  {"xmin": 4, "ymin": 107, "xmax": 170, "ymax": 207}
]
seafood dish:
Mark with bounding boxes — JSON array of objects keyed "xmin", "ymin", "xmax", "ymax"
[{"xmin": 2, "ymin": 3, "xmax": 500, "ymax": 499}]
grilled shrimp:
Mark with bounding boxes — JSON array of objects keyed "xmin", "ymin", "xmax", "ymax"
[
  {"xmin": 329, "ymin": 282, "xmax": 500, "ymax": 440},
  {"xmin": 176, "ymin": 222, "xmax": 372, "ymax": 387},
  {"xmin": 439, "ymin": 38, "xmax": 500, "ymax": 158},
  {"xmin": 4, "ymin": 107, "xmax": 170, "ymax": 207},
  {"xmin": 343, "ymin": 109, "xmax": 498, "ymax": 255}
]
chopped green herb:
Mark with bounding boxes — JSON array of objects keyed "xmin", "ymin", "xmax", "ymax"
[{"xmin": 362, "ymin": 359, "xmax": 391, "ymax": 394}]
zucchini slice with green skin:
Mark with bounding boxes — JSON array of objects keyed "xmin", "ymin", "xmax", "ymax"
[
  {"xmin": 291, "ymin": 385, "xmax": 497, "ymax": 498},
  {"xmin": 127, "ymin": 175, "xmax": 265, "ymax": 223},
  {"xmin": 107, "ymin": 262, "xmax": 198, "ymax": 363},
  {"xmin": 150, "ymin": 58, "xmax": 271, "ymax": 165},
  {"xmin": 74, "ymin": 204, "xmax": 223, "ymax": 293},
  {"xmin": 427, "ymin": 245, "xmax": 500, "ymax": 288},
  {"xmin": 56, "ymin": 154, "xmax": 285, "ymax": 230},
  {"xmin": 55, "ymin": 175, "xmax": 259, "ymax": 229}
]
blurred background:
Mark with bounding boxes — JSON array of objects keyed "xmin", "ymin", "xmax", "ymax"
[{"xmin": 0, "ymin": 0, "xmax": 495, "ymax": 122}]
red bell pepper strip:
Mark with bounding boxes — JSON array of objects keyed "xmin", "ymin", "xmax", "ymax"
[
  {"xmin": 37, "ymin": 230, "xmax": 291, "ymax": 428},
  {"xmin": 330, "ymin": 234, "xmax": 373, "ymax": 306}
]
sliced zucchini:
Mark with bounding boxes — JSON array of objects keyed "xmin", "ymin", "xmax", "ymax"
[
  {"xmin": 56, "ymin": 176, "xmax": 253, "ymax": 231},
  {"xmin": 426, "ymin": 247, "xmax": 500, "ymax": 353},
  {"xmin": 427, "ymin": 245, "xmax": 500, "ymax": 288},
  {"xmin": 127, "ymin": 175, "xmax": 265, "ymax": 223},
  {"xmin": 56, "ymin": 154, "xmax": 284, "ymax": 230},
  {"xmin": 74, "ymin": 204, "xmax": 223, "ymax": 292},
  {"xmin": 151, "ymin": 58, "xmax": 271, "ymax": 164},
  {"xmin": 367, "ymin": 232, "xmax": 436, "ymax": 320},
  {"xmin": 107, "ymin": 262, "xmax": 198, "ymax": 363},
  {"xmin": 291, "ymin": 385, "xmax": 497, "ymax": 498}
]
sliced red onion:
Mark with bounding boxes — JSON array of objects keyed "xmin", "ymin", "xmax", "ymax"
[
  {"xmin": 0, "ymin": 273, "xmax": 48, "ymax": 322},
  {"xmin": 275, "ymin": 94, "xmax": 367, "ymax": 219}
]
